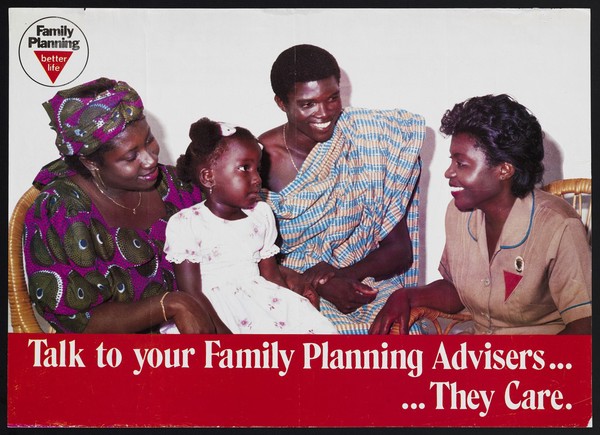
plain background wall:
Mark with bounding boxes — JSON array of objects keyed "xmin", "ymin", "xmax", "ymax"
[{"xmin": 8, "ymin": 8, "xmax": 591, "ymax": 331}]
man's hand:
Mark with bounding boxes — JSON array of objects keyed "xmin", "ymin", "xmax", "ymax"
[
  {"xmin": 303, "ymin": 262, "xmax": 337, "ymax": 288},
  {"xmin": 316, "ymin": 276, "xmax": 377, "ymax": 314}
]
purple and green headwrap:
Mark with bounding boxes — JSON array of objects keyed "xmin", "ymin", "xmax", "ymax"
[{"xmin": 43, "ymin": 77, "xmax": 144, "ymax": 156}]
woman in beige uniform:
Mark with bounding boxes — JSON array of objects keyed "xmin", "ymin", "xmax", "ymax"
[{"xmin": 370, "ymin": 94, "xmax": 591, "ymax": 335}]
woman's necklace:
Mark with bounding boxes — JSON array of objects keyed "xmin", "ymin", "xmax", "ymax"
[
  {"xmin": 282, "ymin": 123, "xmax": 300, "ymax": 173},
  {"xmin": 92, "ymin": 180, "xmax": 142, "ymax": 214}
]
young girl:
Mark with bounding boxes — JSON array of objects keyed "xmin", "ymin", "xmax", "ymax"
[{"xmin": 161, "ymin": 118, "xmax": 338, "ymax": 334}]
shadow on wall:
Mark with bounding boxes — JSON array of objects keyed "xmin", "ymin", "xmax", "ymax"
[
  {"xmin": 417, "ymin": 126, "xmax": 436, "ymax": 286},
  {"xmin": 541, "ymin": 132, "xmax": 564, "ymax": 185},
  {"xmin": 146, "ymin": 111, "xmax": 176, "ymax": 167},
  {"xmin": 340, "ymin": 69, "xmax": 352, "ymax": 108}
]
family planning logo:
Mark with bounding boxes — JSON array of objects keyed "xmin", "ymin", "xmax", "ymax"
[{"xmin": 19, "ymin": 16, "xmax": 89, "ymax": 87}]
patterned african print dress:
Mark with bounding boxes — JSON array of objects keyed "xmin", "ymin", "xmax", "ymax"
[
  {"xmin": 162, "ymin": 201, "xmax": 338, "ymax": 334},
  {"xmin": 23, "ymin": 160, "xmax": 202, "ymax": 333},
  {"xmin": 261, "ymin": 107, "xmax": 425, "ymax": 334}
]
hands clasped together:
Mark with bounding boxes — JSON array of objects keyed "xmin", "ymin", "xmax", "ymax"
[{"xmin": 284, "ymin": 261, "xmax": 379, "ymax": 314}]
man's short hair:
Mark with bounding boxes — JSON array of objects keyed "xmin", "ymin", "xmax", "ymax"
[{"xmin": 270, "ymin": 44, "xmax": 341, "ymax": 103}]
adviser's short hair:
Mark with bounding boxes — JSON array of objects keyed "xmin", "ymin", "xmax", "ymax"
[{"xmin": 440, "ymin": 94, "xmax": 544, "ymax": 197}]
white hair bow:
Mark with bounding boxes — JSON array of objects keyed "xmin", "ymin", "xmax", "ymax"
[{"xmin": 218, "ymin": 122, "xmax": 236, "ymax": 137}]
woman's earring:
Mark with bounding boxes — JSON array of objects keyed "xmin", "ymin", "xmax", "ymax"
[{"xmin": 91, "ymin": 168, "xmax": 107, "ymax": 189}]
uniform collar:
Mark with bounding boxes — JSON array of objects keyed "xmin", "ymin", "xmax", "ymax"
[{"xmin": 467, "ymin": 190, "xmax": 535, "ymax": 250}]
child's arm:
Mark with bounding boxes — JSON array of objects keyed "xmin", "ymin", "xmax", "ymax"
[
  {"xmin": 259, "ymin": 258, "xmax": 321, "ymax": 309},
  {"xmin": 257, "ymin": 202, "xmax": 320, "ymax": 308},
  {"xmin": 173, "ymin": 261, "xmax": 231, "ymax": 334},
  {"xmin": 258, "ymin": 256, "xmax": 288, "ymax": 288},
  {"xmin": 173, "ymin": 261, "xmax": 203, "ymax": 299}
]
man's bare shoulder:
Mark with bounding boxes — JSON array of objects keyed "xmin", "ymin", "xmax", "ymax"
[{"xmin": 258, "ymin": 125, "xmax": 283, "ymax": 152}]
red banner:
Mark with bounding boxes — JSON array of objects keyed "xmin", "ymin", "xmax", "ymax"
[{"xmin": 7, "ymin": 334, "xmax": 591, "ymax": 428}]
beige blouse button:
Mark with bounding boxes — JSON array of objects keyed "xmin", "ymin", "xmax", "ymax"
[{"xmin": 483, "ymin": 278, "xmax": 490, "ymax": 286}]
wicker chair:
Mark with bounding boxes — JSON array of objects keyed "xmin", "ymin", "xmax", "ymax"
[
  {"xmin": 542, "ymin": 178, "xmax": 591, "ymax": 242},
  {"xmin": 391, "ymin": 307, "xmax": 473, "ymax": 335},
  {"xmin": 8, "ymin": 186, "xmax": 54, "ymax": 333}
]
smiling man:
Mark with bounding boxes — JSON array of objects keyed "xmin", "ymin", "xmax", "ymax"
[{"xmin": 258, "ymin": 44, "xmax": 425, "ymax": 334}]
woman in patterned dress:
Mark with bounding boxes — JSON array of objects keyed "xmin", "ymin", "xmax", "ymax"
[{"xmin": 23, "ymin": 77, "xmax": 229, "ymax": 333}]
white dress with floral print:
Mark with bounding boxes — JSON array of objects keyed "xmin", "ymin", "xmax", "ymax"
[{"xmin": 163, "ymin": 201, "xmax": 338, "ymax": 334}]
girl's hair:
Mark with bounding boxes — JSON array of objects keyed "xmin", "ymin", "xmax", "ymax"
[
  {"xmin": 176, "ymin": 117, "xmax": 256, "ymax": 185},
  {"xmin": 440, "ymin": 94, "xmax": 544, "ymax": 198}
]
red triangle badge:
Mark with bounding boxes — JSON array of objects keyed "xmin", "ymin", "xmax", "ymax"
[
  {"xmin": 503, "ymin": 270, "xmax": 523, "ymax": 301},
  {"xmin": 34, "ymin": 51, "xmax": 73, "ymax": 83}
]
